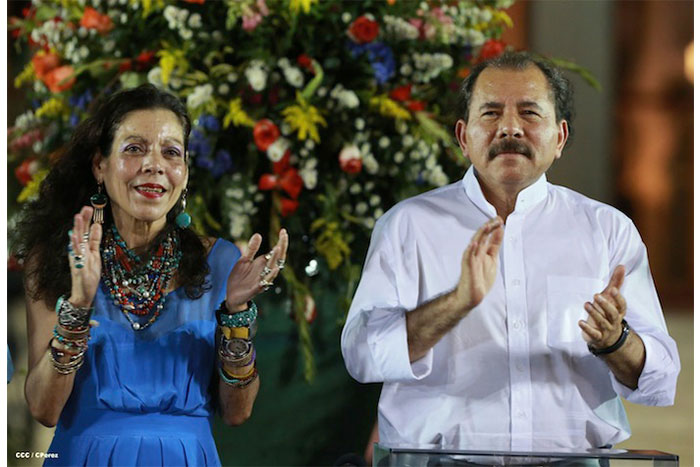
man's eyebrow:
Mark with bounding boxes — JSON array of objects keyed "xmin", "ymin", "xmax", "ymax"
[
  {"xmin": 479, "ymin": 102, "xmax": 504, "ymax": 110},
  {"xmin": 518, "ymin": 100, "xmax": 544, "ymax": 110}
]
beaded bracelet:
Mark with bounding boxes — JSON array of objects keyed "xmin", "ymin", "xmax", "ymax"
[
  {"xmin": 49, "ymin": 338, "xmax": 86, "ymax": 375},
  {"xmin": 52, "ymin": 327, "xmax": 89, "ymax": 352},
  {"xmin": 218, "ymin": 365, "xmax": 259, "ymax": 388},
  {"xmin": 216, "ymin": 300, "xmax": 258, "ymax": 328}
]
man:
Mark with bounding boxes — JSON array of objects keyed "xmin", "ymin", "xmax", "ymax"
[{"xmin": 341, "ymin": 51, "xmax": 679, "ymax": 452}]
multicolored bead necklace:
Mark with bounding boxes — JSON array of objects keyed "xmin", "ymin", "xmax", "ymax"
[{"xmin": 101, "ymin": 224, "xmax": 182, "ymax": 331}]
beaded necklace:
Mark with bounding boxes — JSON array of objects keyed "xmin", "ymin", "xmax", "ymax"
[{"xmin": 101, "ymin": 224, "xmax": 182, "ymax": 331}]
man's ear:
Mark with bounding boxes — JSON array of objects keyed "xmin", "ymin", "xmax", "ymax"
[
  {"xmin": 554, "ymin": 120, "xmax": 569, "ymax": 160},
  {"xmin": 455, "ymin": 119, "xmax": 470, "ymax": 161}
]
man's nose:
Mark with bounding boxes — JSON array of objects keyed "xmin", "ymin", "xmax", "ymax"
[{"xmin": 498, "ymin": 111, "xmax": 523, "ymax": 139}]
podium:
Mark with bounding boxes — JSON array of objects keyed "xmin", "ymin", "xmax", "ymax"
[{"xmin": 373, "ymin": 443, "xmax": 679, "ymax": 466}]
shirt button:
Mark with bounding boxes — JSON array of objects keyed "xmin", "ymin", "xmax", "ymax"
[
  {"xmin": 513, "ymin": 279, "xmax": 521, "ymax": 286},
  {"xmin": 517, "ymin": 410, "xmax": 526, "ymax": 418},
  {"xmin": 513, "ymin": 320, "xmax": 523, "ymax": 330},
  {"xmin": 516, "ymin": 362, "xmax": 526, "ymax": 372}
]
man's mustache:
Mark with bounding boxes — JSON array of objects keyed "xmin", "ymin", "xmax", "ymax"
[{"xmin": 488, "ymin": 139, "xmax": 532, "ymax": 160}]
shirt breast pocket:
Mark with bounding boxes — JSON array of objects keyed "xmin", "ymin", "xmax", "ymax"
[{"xmin": 546, "ymin": 275, "xmax": 605, "ymax": 355}]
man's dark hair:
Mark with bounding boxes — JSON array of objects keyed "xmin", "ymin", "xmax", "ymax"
[
  {"xmin": 458, "ymin": 51, "xmax": 575, "ymax": 146},
  {"xmin": 13, "ymin": 84, "xmax": 210, "ymax": 307}
]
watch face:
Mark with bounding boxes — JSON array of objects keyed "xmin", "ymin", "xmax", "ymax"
[{"xmin": 225, "ymin": 338, "xmax": 251, "ymax": 358}]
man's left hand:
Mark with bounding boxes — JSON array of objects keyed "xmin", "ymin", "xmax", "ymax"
[{"xmin": 578, "ymin": 265, "xmax": 627, "ymax": 349}]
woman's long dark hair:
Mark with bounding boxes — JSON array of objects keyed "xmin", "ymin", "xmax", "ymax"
[{"xmin": 13, "ymin": 84, "xmax": 210, "ymax": 307}]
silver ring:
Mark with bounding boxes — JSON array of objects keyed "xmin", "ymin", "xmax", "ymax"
[
  {"xmin": 276, "ymin": 259, "xmax": 285, "ymax": 269},
  {"xmin": 260, "ymin": 266, "xmax": 272, "ymax": 277},
  {"xmin": 264, "ymin": 252, "xmax": 273, "ymax": 261},
  {"xmin": 259, "ymin": 279, "xmax": 273, "ymax": 289},
  {"xmin": 82, "ymin": 232, "xmax": 89, "ymax": 242}
]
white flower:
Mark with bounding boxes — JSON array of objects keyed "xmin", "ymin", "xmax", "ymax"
[
  {"xmin": 218, "ymin": 83, "xmax": 230, "ymax": 95},
  {"xmin": 300, "ymin": 159, "xmax": 318, "ymax": 190},
  {"xmin": 186, "ymin": 84, "xmax": 214, "ymax": 110},
  {"xmin": 277, "ymin": 57, "xmax": 290, "ymax": 69},
  {"xmin": 393, "ymin": 152, "xmax": 404, "ymax": 163},
  {"xmin": 363, "ymin": 154, "xmax": 379, "ymax": 174},
  {"xmin": 212, "ymin": 30, "xmax": 223, "ymax": 42},
  {"xmin": 245, "ymin": 63, "xmax": 268, "ymax": 92},
  {"xmin": 164, "ymin": 5, "xmax": 178, "ymax": 22},
  {"xmin": 364, "ymin": 218, "xmax": 375, "ymax": 229},
  {"xmin": 378, "ymin": 136, "xmax": 390, "ymax": 148},
  {"xmin": 425, "ymin": 156, "xmax": 437, "ymax": 169},
  {"xmin": 341, "ymin": 12, "xmax": 352, "ymax": 23},
  {"xmin": 188, "ymin": 13, "xmax": 202, "ymax": 29},
  {"xmin": 354, "ymin": 118, "xmax": 365, "ymax": 131},
  {"xmin": 369, "ymin": 195, "xmax": 380, "ymax": 207},
  {"xmin": 300, "ymin": 148, "xmax": 309, "ymax": 157},
  {"xmin": 356, "ymin": 202, "xmax": 368, "ymax": 215},
  {"xmin": 365, "ymin": 181, "xmax": 375, "ymax": 190},
  {"xmin": 180, "ymin": 28, "xmax": 193, "ymax": 40},
  {"xmin": 226, "ymin": 188, "xmax": 245, "ymax": 199},
  {"xmin": 147, "ymin": 67, "xmax": 164, "ymax": 87},
  {"xmin": 120, "ymin": 13, "xmax": 128, "ymax": 23},
  {"xmin": 402, "ymin": 135, "xmax": 414, "ymax": 147},
  {"xmin": 177, "ymin": 8, "xmax": 188, "ymax": 23},
  {"xmin": 283, "ymin": 66, "xmax": 304, "ymax": 88},
  {"xmin": 280, "ymin": 122, "xmax": 292, "ymax": 136},
  {"xmin": 373, "ymin": 208, "xmax": 384, "ymax": 219},
  {"xmin": 317, "ymin": 86, "xmax": 328, "ymax": 97},
  {"xmin": 267, "ymin": 138, "xmax": 290, "ymax": 162},
  {"xmin": 79, "ymin": 46, "xmax": 90, "ymax": 59},
  {"xmin": 396, "ymin": 120, "xmax": 408, "ymax": 134},
  {"xmin": 32, "ymin": 141, "xmax": 43, "ymax": 153},
  {"xmin": 338, "ymin": 90, "xmax": 359, "ymax": 109},
  {"xmin": 227, "ymin": 72, "xmax": 238, "ymax": 83},
  {"xmin": 410, "ymin": 150, "xmax": 421, "ymax": 160},
  {"xmin": 304, "ymin": 139, "xmax": 315, "ymax": 150},
  {"xmin": 170, "ymin": 77, "xmax": 182, "ymax": 90},
  {"xmin": 349, "ymin": 183, "xmax": 361, "ymax": 195}
]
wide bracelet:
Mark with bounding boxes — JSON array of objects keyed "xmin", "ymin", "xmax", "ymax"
[
  {"xmin": 216, "ymin": 300, "xmax": 258, "ymax": 328},
  {"xmin": 588, "ymin": 319, "xmax": 630, "ymax": 356},
  {"xmin": 56, "ymin": 295, "xmax": 93, "ymax": 329},
  {"xmin": 49, "ymin": 338, "xmax": 86, "ymax": 374}
]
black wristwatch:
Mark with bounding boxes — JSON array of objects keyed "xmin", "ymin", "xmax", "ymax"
[{"xmin": 588, "ymin": 319, "xmax": 630, "ymax": 357}]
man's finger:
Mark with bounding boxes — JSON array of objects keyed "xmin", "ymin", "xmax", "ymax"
[
  {"xmin": 486, "ymin": 224, "xmax": 504, "ymax": 257},
  {"xmin": 584, "ymin": 301, "xmax": 612, "ymax": 331},
  {"xmin": 593, "ymin": 293, "xmax": 620, "ymax": 323},
  {"xmin": 473, "ymin": 218, "xmax": 502, "ymax": 257},
  {"xmin": 603, "ymin": 265, "xmax": 625, "ymax": 295},
  {"xmin": 578, "ymin": 320, "xmax": 602, "ymax": 342}
]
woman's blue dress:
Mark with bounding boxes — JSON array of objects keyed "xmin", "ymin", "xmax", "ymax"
[{"xmin": 46, "ymin": 239, "xmax": 240, "ymax": 466}]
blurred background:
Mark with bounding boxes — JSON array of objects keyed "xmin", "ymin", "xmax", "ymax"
[{"xmin": 6, "ymin": 0, "xmax": 693, "ymax": 465}]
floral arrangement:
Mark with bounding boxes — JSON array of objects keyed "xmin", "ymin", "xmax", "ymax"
[{"xmin": 9, "ymin": 0, "xmax": 514, "ymax": 381}]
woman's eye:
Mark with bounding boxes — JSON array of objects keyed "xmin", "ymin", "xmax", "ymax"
[{"xmin": 165, "ymin": 148, "xmax": 182, "ymax": 157}]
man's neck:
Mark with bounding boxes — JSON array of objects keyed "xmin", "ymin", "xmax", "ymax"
[{"xmin": 476, "ymin": 177, "xmax": 525, "ymax": 221}]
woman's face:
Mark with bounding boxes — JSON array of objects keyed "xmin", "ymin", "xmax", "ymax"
[{"xmin": 93, "ymin": 108, "xmax": 188, "ymax": 232}]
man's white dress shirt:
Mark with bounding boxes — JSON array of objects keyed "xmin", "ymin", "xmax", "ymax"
[{"xmin": 341, "ymin": 166, "xmax": 679, "ymax": 451}]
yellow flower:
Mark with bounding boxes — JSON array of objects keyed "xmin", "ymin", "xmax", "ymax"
[
  {"xmin": 289, "ymin": 0, "xmax": 318, "ymax": 15},
  {"xmin": 223, "ymin": 98, "xmax": 255, "ymax": 128},
  {"xmin": 370, "ymin": 95, "xmax": 411, "ymax": 121},
  {"xmin": 36, "ymin": 98, "xmax": 69, "ymax": 120},
  {"xmin": 15, "ymin": 62, "xmax": 35, "ymax": 88},
  {"xmin": 281, "ymin": 92, "xmax": 327, "ymax": 143},
  {"xmin": 18, "ymin": 169, "xmax": 49, "ymax": 203},
  {"xmin": 311, "ymin": 219, "xmax": 351, "ymax": 271},
  {"xmin": 158, "ymin": 48, "xmax": 188, "ymax": 85},
  {"xmin": 129, "ymin": 0, "xmax": 165, "ymax": 18},
  {"xmin": 491, "ymin": 10, "xmax": 514, "ymax": 28}
]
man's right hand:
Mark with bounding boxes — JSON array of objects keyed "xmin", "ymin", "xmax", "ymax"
[{"xmin": 452, "ymin": 217, "xmax": 504, "ymax": 311}]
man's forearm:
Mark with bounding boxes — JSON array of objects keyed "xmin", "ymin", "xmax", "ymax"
[
  {"xmin": 406, "ymin": 291, "xmax": 471, "ymax": 363},
  {"xmin": 600, "ymin": 330, "xmax": 646, "ymax": 389}
]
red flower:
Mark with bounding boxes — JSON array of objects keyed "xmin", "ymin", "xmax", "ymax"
[
  {"xmin": 258, "ymin": 152, "xmax": 304, "ymax": 201},
  {"xmin": 338, "ymin": 145, "xmax": 363, "ymax": 174},
  {"xmin": 280, "ymin": 198, "xmax": 299, "ymax": 217},
  {"xmin": 118, "ymin": 60, "xmax": 133, "ymax": 73},
  {"xmin": 297, "ymin": 54, "xmax": 314, "ymax": 72},
  {"xmin": 31, "ymin": 51, "xmax": 61, "ymax": 80},
  {"xmin": 389, "ymin": 84, "xmax": 412, "ymax": 102},
  {"xmin": 80, "ymin": 7, "xmax": 114, "ymax": 34},
  {"xmin": 43, "ymin": 65, "xmax": 76, "ymax": 93},
  {"xmin": 478, "ymin": 39, "xmax": 506, "ymax": 62},
  {"xmin": 253, "ymin": 119, "xmax": 280, "ymax": 151},
  {"xmin": 406, "ymin": 100, "xmax": 426, "ymax": 112},
  {"xmin": 15, "ymin": 158, "xmax": 39, "ymax": 186},
  {"xmin": 348, "ymin": 16, "xmax": 379, "ymax": 44}
]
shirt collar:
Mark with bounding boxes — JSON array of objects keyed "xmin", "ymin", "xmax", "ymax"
[{"xmin": 462, "ymin": 165, "xmax": 548, "ymax": 217}]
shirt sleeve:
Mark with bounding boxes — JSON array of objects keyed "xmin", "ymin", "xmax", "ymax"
[
  {"xmin": 605, "ymin": 213, "xmax": 680, "ymax": 406},
  {"xmin": 341, "ymin": 213, "xmax": 434, "ymax": 384}
]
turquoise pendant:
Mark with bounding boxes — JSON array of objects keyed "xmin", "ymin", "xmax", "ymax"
[{"xmin": 175, "ymin": 211, "xmax": 191, "ymax": 228}]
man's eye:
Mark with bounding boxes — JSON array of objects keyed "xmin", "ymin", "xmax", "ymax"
[
  {"xmin": 482, "ymin": 111, "xmax": 498, "ymax": 117},
  {"xmin": 125, "ymin": 145, "xmax": 142, "ymax": 153}
]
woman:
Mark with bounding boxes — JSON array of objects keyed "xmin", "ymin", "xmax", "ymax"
[{"xmin": 15, "ymin": 84, "xmax": 288, "ymax": 466}]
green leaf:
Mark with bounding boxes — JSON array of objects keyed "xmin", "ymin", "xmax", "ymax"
[{"xmin": 547, "ymin": 57, "xmax": 602, "ymax": 92}]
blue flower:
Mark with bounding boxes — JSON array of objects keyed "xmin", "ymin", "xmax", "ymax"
[
  {"xmin": 346, "ymin": 41, "xmax": 395, "ymax": 85},
  {"xmin": 197, "ymin": 114, "xmax": 220, "ymax": 132},
  {"xmin": 68, "ymin": 113, "xmax": 80, "ymax": 127},
  {"xmin": 188, "ymin": 129, "xmax": 212, "ymax": 158},
  {"xmin": 69, "ymin": 89, "xmax": 93, "ymax": 111},
  {"xmin": 210, "ymin": 150, "xmax": 233, "ymax": 178},
  {"xmin": 195, "ymin": 155, "xmax": 214, "ymax": 171}
]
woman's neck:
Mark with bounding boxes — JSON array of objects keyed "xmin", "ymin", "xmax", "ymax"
[{"xmin": 111, "ymin": 213, "xmax": 167, "ymax": 253}]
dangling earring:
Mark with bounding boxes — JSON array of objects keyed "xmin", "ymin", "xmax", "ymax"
[
  {"xmin": 175, "ymin": 188, "xmax": 191, "ymax": 228},
  {"xmin": 90, "ymin": 183, "xmax": 108, "ymax": 224}
]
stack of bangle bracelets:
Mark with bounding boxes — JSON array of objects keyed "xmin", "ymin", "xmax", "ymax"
[
  {"xmin": 50, "ymin": 296, "xmax": 93, "ymax": 375},
  {"xmin": 216, "ymin": 300, "xmax": 259, "ymax": 388}
]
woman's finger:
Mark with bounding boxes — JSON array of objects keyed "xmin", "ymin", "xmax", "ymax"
[
  {"xmin": 89, "ymin": 222, "xmax": 103, "ymax": 253},
  {"xmin": 243, "ymin": 234, "xmax": 263, "ymax": 261}
]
